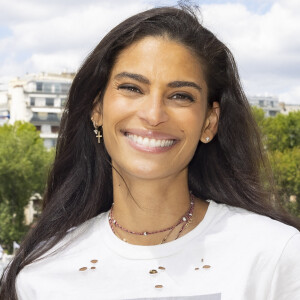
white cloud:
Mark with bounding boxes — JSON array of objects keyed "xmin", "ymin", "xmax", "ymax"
[
  {"xmin": 201, "ymin": 0, "xmax": 300, "ymax": 103},
  {"xmin": 25, "ymin": 52, "xmax": 81, "ymax": 74},
  {"xmin": 0, "ymin": 0, "xmax": 150, "ymax": 76},
  {"xmin": 0, "ymin": 0, "xmax": 299, "ymax": 104},
  {"xmin": 280, "ymin": 85, "xmax": 300, "ymax": 104}
]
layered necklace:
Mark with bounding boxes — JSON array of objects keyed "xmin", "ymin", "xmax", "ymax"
[{"xmin": 108, "ymin": 194, "xmax": 195, "ymax": 244}]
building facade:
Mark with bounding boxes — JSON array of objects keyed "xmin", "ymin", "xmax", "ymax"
[
  {"xmin": 8, "ymin": 73, "xmax": 74, "ymax": 148},
  {"xmin": 0, "ymin": 83, "xmax": 10, "ymax": 126},
  {"xmin": 279, "ymin": 102, "xmax": 300, "ymax": 115},
  {"xmin": 248, "ymin": 95, "xmax": 281, "ymax": 117}
]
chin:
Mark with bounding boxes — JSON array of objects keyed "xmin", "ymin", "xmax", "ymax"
[
  {"xmin": 128, "ymin": 166, "xmax": 167, "ymax": 179},
  {"xmin": 114, "ymin": 162, "xmax": 174, "ymax": 181}
]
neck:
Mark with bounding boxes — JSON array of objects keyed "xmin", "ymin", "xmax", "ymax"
[
  {"xmin": 113, "ymin": 169, "xmax": 190, "ymax": 221},
  {"xmin": 110, "ymin": 167, "xmax": 208, "ymax": 245}
]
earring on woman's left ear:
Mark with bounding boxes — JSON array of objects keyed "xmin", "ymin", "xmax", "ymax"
[{"xmin": 91, "ymin": 117, "xmax": 102, "ymax": 144}]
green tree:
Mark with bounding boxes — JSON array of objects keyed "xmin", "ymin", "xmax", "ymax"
[
  {"xmin": 269, "ymin": 147, "xmax": 300, "ymax": 217},
  {"xmin": 263, "ymin": 111, "xmax": 300, "ymax": 152},
  {"xmin": 252, "ymin": 107, "xmax": 300, "ymax": 217},
  {"xmin": 0, "ymin": 122, "xmax": 54, "ymax": 253},
  {"xmin": 251, "ymin": 106, "xmax": 266, "ymax": 129},
  {"xmin": 252, "ymin": 108, "xmax": 300, "ymax": 152}
]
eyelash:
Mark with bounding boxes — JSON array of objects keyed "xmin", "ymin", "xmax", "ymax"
[
  {"xmin": 118, "ymin": 85, "xmax": 142, "ymax": 94},
  {"xmin": 171, "ymin": 93, "xmax": 195, "ymax": 102},
  {"xmin": 117, "ymin": 85, "xmax": 195, "ymax": 102}
]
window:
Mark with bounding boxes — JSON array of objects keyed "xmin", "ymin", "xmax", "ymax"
[
  {"xmin": 48, "ymin": 113, "xmax": 60, "ymax": 121},
  {"xmin": 55, "ymin": 83, "xmax": 61, "ymax": 93},
  {"xmin": 34, "ymin": 81, "xmax": 70, "ymax": 94},
  {"xmin": 36, "ymin": 82, "xmax": 43, "ymax": 91},
  {"xmin": 51, "ymin": 126, "xmax": 59, "ymax": 133},
  {"xmin": 38, "ymin": 112, "xmax": 48, "ymax": 120},
  {"xmin": 35, "ymin": 125, "xmax": 41, "ymax": 131},
  {"xmin": 61, "ymin": 83, "xmax": 71, "ymax": 94},
  {"xmin": 45, "ymin": 98, "xmax": 54, "ymax": 106},
  {"xmin": 43, "ymin": 83, "xmax": 52, "ymax": 93},
  {"xmin": 30, "ymin": 98, "xmax": 35, "ymax": 106},
  {"xmin": 259, "ymin": 100, "xmax": 264, "ymax": 107}
]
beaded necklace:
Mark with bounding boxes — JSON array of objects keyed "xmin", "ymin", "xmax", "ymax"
[{"xmin": 108, "ymin": 195, "xmax": 195, "ymax": 242}]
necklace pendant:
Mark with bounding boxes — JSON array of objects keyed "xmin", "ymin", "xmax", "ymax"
[
  {"xmin": 144, "ymin": 232, "xmax": 148, "ymax": 236},
  {"xmin": 182, "ymin": 217, "xmax": 187, "ymax": 222}
]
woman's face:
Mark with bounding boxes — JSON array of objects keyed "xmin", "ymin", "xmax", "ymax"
[{"xmin": 93, "ymin": 36, "xmax": 218, "ymax": 181}]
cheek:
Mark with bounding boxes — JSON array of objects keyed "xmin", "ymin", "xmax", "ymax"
[
  {"xmin": 102, "ymin": 92, "xmax": 128, "ymax": 126},
  {"xmin": 178, "ymin": 110, "xmax": 206, "ymax": 140}
]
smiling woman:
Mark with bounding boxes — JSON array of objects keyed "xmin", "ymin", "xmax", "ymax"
[
  {"xmin": 1, "ymin": 4, "xmax": 300, "ymax": 300},
  {"xmin": 94, "ymin": 36, "xmax": 215, "ymax": 182}
]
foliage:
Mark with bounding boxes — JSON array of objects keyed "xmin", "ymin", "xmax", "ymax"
[
  {"xmin": 251, "ymin": 106, "xmax": 266, "ymax": 129},
  {"xmin": 0, "ymin": 122, "xmax": 54, "ymax": 253},
  {"xmin": 264, "ymin": 112, "xmax": 300, "ymax": 151},
  {"xmin": 252, "ymin": 107, "xmax": 300, "ymax": 217},
  {"xmin": 252, "ymin": 108, "xmax": 300, "ymax": 152},
  {"xmin": 269, "ymin": 148, "xmax": 300, "ymax": 198}
]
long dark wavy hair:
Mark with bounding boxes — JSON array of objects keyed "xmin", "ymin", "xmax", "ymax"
[{"xmin": 1, "ymin": 5, "xmax": 299, "ymax": 300}]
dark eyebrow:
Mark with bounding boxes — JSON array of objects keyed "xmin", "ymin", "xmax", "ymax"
[
  {"xmin": 167, "ymin": 81, "xmax": 202, "ymax": 92},
  {"xmin": 114, "ymin": 72, "xmax": 202, "ymax": 92},
  {"xmin": 114, "ymin": 72, "xmax": 150, "ymax": 84}
]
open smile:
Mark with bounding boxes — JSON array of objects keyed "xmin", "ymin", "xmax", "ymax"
[
  {"xmin": 122, "ymin": 130, "xmax": 179, "ymax": 153},
  {"xmin": 126, "ymin": 133, "xmax": 175, "ymax": 147}
]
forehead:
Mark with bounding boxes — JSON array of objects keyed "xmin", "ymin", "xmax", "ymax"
[{"xmin": 111, "ymin": 36, "xmax": 206, "ymax": 85}]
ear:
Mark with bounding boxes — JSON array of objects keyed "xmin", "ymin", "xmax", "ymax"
[
  {"xmin": 90, "ymin": 93, "xmax": 103, "ymax": 126},
  {"xmin": 200, "ymin": 101, "xmax": 220, "ymax": 143}
]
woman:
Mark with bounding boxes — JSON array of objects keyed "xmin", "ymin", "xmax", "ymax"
[{"xmin": 1, "ymin": 5, "xmax": 299, "ymax": 300}]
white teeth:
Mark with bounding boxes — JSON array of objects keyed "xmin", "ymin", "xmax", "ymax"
[
  {"xmin": 150, "ymin": 139, "xmax": 156, "ymax": 147},
  {"xmin": 126, "ymin": 134, "xmax": 175, "ymax": 148},
  {"xmin": 143, "ymin": 137, "xmax": 149, "ymax": 146},
  {"xmin": 137, "ymin": 136, "xmax": 143, "ymax": 145}
]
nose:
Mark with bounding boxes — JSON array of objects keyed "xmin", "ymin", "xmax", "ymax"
[{"xmin": 137, "ymin": 94, "xmax": 168, "ymax": 126}]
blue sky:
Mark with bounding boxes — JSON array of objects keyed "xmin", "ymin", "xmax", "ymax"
[{"xmin": 0, "ymin": 0, "xmax": 299, "ymax": 104}]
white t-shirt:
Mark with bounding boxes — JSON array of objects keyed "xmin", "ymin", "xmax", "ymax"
[{"xmin": 16, "ymin": 200, "xmax": 300, "ymax": 300}]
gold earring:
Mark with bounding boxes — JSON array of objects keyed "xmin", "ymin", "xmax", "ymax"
[{"xmin": 91, "ymin": 117, "xmax": 102, "ymax": 144}]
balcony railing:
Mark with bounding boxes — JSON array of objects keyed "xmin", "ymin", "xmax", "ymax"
[{"xmin": 30, "ymin": 115, "xmax": 60, "ymax": 124}]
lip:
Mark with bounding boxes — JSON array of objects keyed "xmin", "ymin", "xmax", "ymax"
[{"xmin": 121, "ymin": 129, "xmax": 179, "ymax": 153}]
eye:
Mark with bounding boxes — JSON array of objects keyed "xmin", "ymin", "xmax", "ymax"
[
  {"xmin": 171, "ymin": 93, "xmax": 195, "ymax": 102},
  {"xmin": 117, "ymin": 84, "xmax": 142, "ymax": 94}
]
